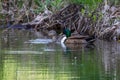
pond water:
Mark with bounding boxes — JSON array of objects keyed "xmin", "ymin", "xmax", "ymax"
[{"xmin": 0, "ymin": 30, "xmax": 120, "ymax": 80}]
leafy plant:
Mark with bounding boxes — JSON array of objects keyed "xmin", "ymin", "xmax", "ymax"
[
  {"xmin": 51, "ymin": 0, "xmax": 63, "ymax": 11},
  {"xmin": 34, "ymin": 0, "xmax": 45, "ymax": 13},
  {"xmin": 33, "ymin": 0, "xmax": 63, "ymax": 13},
  {"xmin": 66, "ymin": 0, "xmax": 102, "ymax": 12},
  {"xmin": 17, "ymin": 0, "xmax": 24, "ymax": 9}
]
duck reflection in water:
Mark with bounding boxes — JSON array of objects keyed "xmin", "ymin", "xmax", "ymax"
[{"xmin": 61, "ymin": 42, "xmax": 95, "ymax": 54}]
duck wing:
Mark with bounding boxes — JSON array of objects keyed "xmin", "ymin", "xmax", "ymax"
[{"xmin": 68, "ymin": 35, "xmax": 89, "ymax": 39}]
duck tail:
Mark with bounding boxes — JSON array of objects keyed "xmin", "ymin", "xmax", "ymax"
[{"xmin": 85, "ymin": 35, "xmax": 96, "ymax": 43}]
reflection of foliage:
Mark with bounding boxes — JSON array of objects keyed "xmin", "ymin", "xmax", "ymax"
[
  {"xmin": 3, "ymin": 55, "xmax": 17, "ymax": 80},
  {"xmin": 0, "ymin": 46, "xmax": 115, "ymax": 80},
  {"xmin": 0, "ymin": 54, "xmax": 3, "ymax": 80}
]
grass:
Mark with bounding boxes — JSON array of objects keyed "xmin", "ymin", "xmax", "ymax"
[{"xmin": 67, "ymin": 0, "xmax": 102, "ymax": 11}]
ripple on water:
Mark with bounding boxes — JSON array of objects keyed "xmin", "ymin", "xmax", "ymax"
[
  {"xmin": 5, "ymin": 51, "xmax": 43, "ymax": 54},
  {"xmin": 24, "ymin": 39, "xmax": 53, "ymax": 44}
]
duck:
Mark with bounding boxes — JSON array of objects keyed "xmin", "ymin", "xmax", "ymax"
[{"xmin": 61, "ymin": 27, "xmax": 96, "ymax": 44}]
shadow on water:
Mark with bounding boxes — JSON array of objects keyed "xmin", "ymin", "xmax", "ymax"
[{"xmin": 0, "ymin": 30, "xmax": 120, "ymax": 80}]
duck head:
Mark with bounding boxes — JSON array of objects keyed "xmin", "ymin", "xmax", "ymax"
[
  {"xmin": 48, "ymin": 30, "xmax": 57, "ymax": 41},
  {"xmin": 63, "ymin": 27, "xmax": 71, "ymax": 38},
  {"xmin": 60, "ymin": 27, "xmax": 71, "ymax": 44}
]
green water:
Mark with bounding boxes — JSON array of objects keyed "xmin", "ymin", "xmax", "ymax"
[{"xmin": 0, "ymin": 30, "xmax": 120, "ymax": 80}]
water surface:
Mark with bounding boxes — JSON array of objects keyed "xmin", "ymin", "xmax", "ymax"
[{"xmin": 0, "ymin": 30, "xmax": 120, "ymax": 80}]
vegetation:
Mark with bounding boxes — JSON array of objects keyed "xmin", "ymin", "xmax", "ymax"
[
  {"xmin": 0, "ymin": 0, "xmax": 105, "ymax": 25},
  {"xmin": 1, "ymin": 0, "xmax": 120, "ymax": 41},
  {"xmin": 0, "ymin": 0, "xmax": 103, "ymax": 26}
]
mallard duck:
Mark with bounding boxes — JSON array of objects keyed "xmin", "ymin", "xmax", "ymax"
[{"xmin": 61, "ymin": 28, "xmax": 95, "ymax": 44}]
